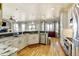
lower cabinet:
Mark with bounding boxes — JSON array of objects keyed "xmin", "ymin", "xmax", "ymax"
[
  {"xmin": 12, "ymin": 37, "xmax": 21, "ymax": 50},
  {"xmin": 19, "ymin": 37, "xmax": 25, "ymax": 49},
  {"xmin": 0, "ymin": 33, "xmax": 39, "ymax": 52},
  {"xmin": 28, "ymin": 34, "xmax": 39, "ymax": 45},
  {"xmin": 13, "ymin": 34, "xmax": 39, "ymax": 50},
  {"xmin": 13, "ymin": 35, "xmax": 28, "ymax": 50},
  {"xmin": 40, "ymin": 33, "xmax": 48, "ymax": 44},
  {"xmin": 40, "ymin": 33, "xmax": 46, "ymax": 44},
  {"xmin": 20, "ymin": 35, "xmax": 28, "ymax": 49}
]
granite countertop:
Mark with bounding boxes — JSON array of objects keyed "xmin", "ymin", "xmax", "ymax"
[{"xmin": 0, "ymin": 44, "xmax": 18, "ymax": 56}]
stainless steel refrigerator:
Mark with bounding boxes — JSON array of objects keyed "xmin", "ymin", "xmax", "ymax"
[{"xmin": 72, "ymin": 4, "xmax": 79, "ymax": 56}]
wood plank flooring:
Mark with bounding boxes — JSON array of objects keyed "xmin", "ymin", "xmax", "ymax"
[{"xmin": 17, "ymin": 38, "xmax": 65, "ymax": 56}]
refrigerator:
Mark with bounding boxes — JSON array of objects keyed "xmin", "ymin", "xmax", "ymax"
[{"xmin": 72, "ymin": 4, "xmax": 79, "ymax": 56}]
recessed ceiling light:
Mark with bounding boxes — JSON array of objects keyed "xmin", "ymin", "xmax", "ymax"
[
  {"xmin": 51, "ymin": 8, "xmax": 55, "ymax": 10},
  {"xmin": 76, "ymin": 4, "xmax": 79, "ymax": 8}
]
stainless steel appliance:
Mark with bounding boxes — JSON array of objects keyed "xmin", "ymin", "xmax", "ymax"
[
  {"xmin": 40, "ymin": 33, "xmax": 48, "ymax": 44},
  {"xmin": 64, "ymin": 37, "xmax": 72, "ymax": 56},
  {"xmin": 72, "ymin": 4, "xmax": 79, "ymax": 56}
]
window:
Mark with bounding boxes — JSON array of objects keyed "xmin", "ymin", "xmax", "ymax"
[
  {"xmin": 56, "ymin": 22, "xmax": 58, "ymax": 32},
  {"xmin": 21, "ymin": 24, "xmax": 25, "ymax": 31},
  {"xmin": 50, "ymin": 24, "xmax": 53, "ymax": 31},
  {"xmin": 29, "ymin": 22, "xmax": 36, "ymax": 31},
  {"xmin": 45, "ymin": 23, "xmax": 54, "ymax": 31},
  {"xmin": 13, "ymin": 23, "xmax": 19, "ymax": 32},
  {"xmin": 46, "ymin": 24, "xmax": 50, "ymax": 31},
  {"xmin": 41, "ymin": 22, "xmax": 44, "ymax": 31}
]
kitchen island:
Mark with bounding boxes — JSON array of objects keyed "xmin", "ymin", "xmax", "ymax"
[
  {"xmin": 0, "ymin": 44, "xmax": 18, "ymax": 56},
  {"xmin": 0, "ymin": 31, "xmax": 41, "ymax": 56}
]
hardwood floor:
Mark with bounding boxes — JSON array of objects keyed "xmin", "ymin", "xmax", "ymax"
[{"xmin": 17, "ymin": 38, "xmax": 65, "ymax": 56}]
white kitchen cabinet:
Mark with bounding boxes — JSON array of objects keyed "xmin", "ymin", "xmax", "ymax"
[
  {"xmin": 24, "ymin": 34, "xmax": 29, "ymax": 45},
  {"xmin": 20, "ymin": 35, "xmax": 28, "ymax": 49},
  {"xmin": 0, "ymin": 33, "xmax": 39, "ymax": 51},
  {"xmin": 40, "ymin": 33, "xmax": 46, "ymax": 44},
  {"xmin": 28, "ymin": 34, "xmax": 34, "ymax": 45},
  {"xmin": 0, "ymin": 36, "xmax": 14, "ymax": 46},
  {"xmin": 34, "ymin": 34, "xmax": 39, "ymax": 43},
  {"xmin": 12, "ymin": 34, "xmax": 29, "ymax": 50},
  {"xmin": 13, "ymin": 37, "xmax": 23, "ymax": 50},
  {"xmin": 0, "ymin": 36, "xmax": 21, "ymax": 50},
  {"xmin": 28, "ymin": 34, "xmax": 39, "ymax": 45},
  {"xmin": 19, "ymin": 36, "xmax": 24, "ymax": 49},
  {"xmin": 12, "ymin": 37, "xmax": 21, "ymax": 50}
]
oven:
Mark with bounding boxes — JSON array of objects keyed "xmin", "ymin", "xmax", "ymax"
[{"xmin": 64, "ymin": 38, "xmax": 72, "ymax": 56}]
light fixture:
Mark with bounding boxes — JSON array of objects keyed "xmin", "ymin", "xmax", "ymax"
[
  {"xmin": 76, "ymin": 4, "xmax": 79, "ymax": 8},
  {"xmin": 51, "ymin": 8, "xmax": 55, "ymax": 11}
]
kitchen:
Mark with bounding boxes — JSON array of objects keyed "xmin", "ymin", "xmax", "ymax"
[{"xmin": 0, "ymin": 3, "xmax": 78, "ymax": 56}]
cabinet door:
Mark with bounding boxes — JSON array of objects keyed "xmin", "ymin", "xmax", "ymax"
[
  {"xmin": 24, "ymin": 34, "xmax": 29, "ymax": 46},
  {"xmin": 40, "ymin": 34, "xmax": 46, "ymax": 44},
  {"xmin": 13, "ymin": 35, "xmax": 28, "ymax": 50},
  {"xmin": 20, "ymin": 35, "xmax": 28, "ymax": 49},
  {"xmin": 28, "ymin": 35, "xmax": 33, "ymax": 45},
  {"xmin": 33, "ymin": 34, "xmax": 39, "ymax": 44},
  {"xmin": 28, "ymin": 34, "xmax": 39, "ymax": 45},
  {"xmin": 19, "ymin": 36, "xmax": 26, "ymax": 49},
  {"xmin": 13, "ymin": 38, "xmax": 21, "ymax": 50}
]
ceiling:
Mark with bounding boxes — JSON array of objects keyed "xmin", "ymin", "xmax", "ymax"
[{"xmin": 2, "ymin": 3, "xmax": 73, "ymax": 21}]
